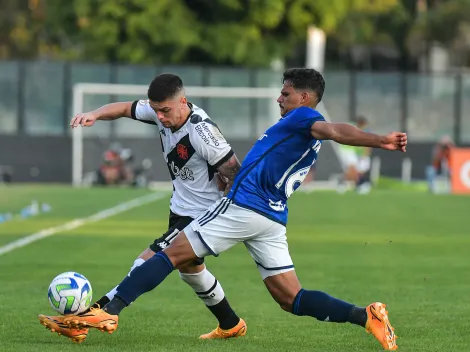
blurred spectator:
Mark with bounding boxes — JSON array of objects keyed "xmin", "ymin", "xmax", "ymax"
[
  {"xmin": 426, "ymin": 135, "xmax": 454, "ymax": 193},
  {"xmin": 0, "ymin": 165, "xmax": 13, "ymax": 183},
  {"xmin": 97, "ymin": 143, "xmax": 134, "ymax": 186},
  {"xmin": 338, "ymin": 116, "xmax": 372, "ymax": 194}
]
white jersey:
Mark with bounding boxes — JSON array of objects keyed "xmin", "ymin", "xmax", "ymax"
[{"xmin": 131, "ymin": 100, "xmax": 233, "ymax": 218}]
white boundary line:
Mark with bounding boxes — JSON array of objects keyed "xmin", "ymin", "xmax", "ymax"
[{"xmin": 0, "ymin": 192, "xmax": 167, "ymax": 257}]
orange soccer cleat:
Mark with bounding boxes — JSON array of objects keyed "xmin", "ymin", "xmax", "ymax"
[
  {"xmin": 38, "ymin": 314, "xmax": 89, "ymax": 344},
  {"xmin": 199, "ymin": 318, "xmax": 247, "ymax": 339},
  {"xmin": 365, "ymin": 302, "xmax": 398, "ymax": 350},
  {"xmin": 63, "ymin": 308, "xmax": 118, "ymax": 334}
]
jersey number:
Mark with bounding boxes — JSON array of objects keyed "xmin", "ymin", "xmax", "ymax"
[{"xmin": 275, "ymin": 140, "xmax": 321, "ymax": 198}]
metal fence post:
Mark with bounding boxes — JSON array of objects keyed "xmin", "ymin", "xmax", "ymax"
[
  {"xmin": 454, "ymin": 72, "xmax": 463, "ymax": 145},
  {"xmin": 400, "ymin": 71, "xmax": 408, "ymax": 133},
  {"xmin": 349, "ymin": 69, "xmax": 357, "ymax": 121},
  {"xmin": 62, "ymin": 62, "xmax": 71, "ymax": 134},
  {"xmin": 109, "ymin": 63, "xmax": 118, "ymax": 139},
  {"xmin": 249, "ymin": 68, "xmax": 258, "ymax": 138},
  {"xmin": 16, "ymin": 61, "xmax": 25, "ymax": 134}
]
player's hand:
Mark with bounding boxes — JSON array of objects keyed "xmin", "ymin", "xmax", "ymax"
[
  {"xmin": 70, "ymin": 112, "xmax": 98, "ymax": 128},
  {"xmin": 215, "ymin": 173, "xmax": 228, "ymax": 192},
  {"xmin": 380, "ymin": 132, "xmax": 407, "ymax": 152}
]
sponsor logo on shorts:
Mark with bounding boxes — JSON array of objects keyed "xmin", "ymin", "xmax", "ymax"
[{"xmin": 157, "ymin": 241, "xmax": 169, "ymax": 249}]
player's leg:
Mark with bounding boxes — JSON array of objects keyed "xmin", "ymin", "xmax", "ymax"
[
  {"xmin": 62, "ymin": 232, "xmax": 198, "ymax": 333},
  {"xmin": 38, "ymin": 249, "xmax": 148, "ymax": 341},
  {"xmin": 89, "ymin": 212, "xmax": 186, "ymax": 309},
  {"xmin": 62, "ymin": 198, "xmax": 243, "ymax": 334},
  {"xmin": 355, "ymin": 156, "xmax": 371, "ymax": 194},
  {"xmin": 90, "ymin": 248, "xmax": 150, "ymax": 309},
  {"xmin": 245, "ymin": 228, "xmax": 397, "ymax": 351},
  {"xmin": 178, "ymin": 263, "xmax": 246, "ymax": 338},
  {"xmin": 263, "ymin": 271, "xmax": 397, "ymax": 350},
  {"xmin": 338, "ymin": 148, "xmax": 360, "ymax": 193},
  {"xmin": 263, "ymin": 270, "xmax": 366, "ymax": 323},
  {"xmin": 113, "ymin": 218, "xmax": 243, "ymax": 333}
]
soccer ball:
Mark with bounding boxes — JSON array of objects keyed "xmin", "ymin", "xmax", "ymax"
[{"xmin": 48, "ymin": 272, "xmax": 93, "ymax": 315}]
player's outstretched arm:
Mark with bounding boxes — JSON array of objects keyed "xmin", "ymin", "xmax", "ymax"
[
  {"xmin": 217, "ymin": 154, "xmax": 241, "ymax": 196},
  {"xmin": 310, "ymin": 121, "xmax": 407, "ymax": 152},
  {"xmin": 70, "ymin": 102, "xmax": 134, "ymax": 128}
]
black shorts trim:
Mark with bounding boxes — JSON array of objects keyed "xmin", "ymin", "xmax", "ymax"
[
  {"xmin": 149, "ymin": 212, "xmax": 204, "ymax": 265},
  {"xmin": 255, "ymin": 261, "xmax": 294, "ymax": 271}
]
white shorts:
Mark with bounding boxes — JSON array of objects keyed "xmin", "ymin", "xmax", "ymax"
[
  {"xmin": 340, "ymin": 149, "xmax": 359, "ymax": 168},
  {"xmin": 357, "ymin": 156, "xmax": 371, "ymax": 173},
  {"xmin": 184, "ymin": 198, "xmax": 294, "ymax": 280},
  {"xmin": 340, "ymin": 150, "xmax": 371, "ymax": 174}
]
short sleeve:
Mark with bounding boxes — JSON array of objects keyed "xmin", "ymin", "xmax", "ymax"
[
  {"xmin": 131, "ymin": 100, "xmax": 158, "ymax": 125},
  {"xmin": 189, "ymin": 118, "xmax": 234, "ymax": 168},
  {"xmin": 287, "ymin": 107, "xmax": 325, "ymax": 137}
]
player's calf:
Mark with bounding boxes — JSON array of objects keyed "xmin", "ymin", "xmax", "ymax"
[
  {"xmin": 263, "ymin": 269, "xmax": 301, "ymax": 312},
  {"xmin": 179, "ymin": 264, "xmax": 241, "ymax": 330}
]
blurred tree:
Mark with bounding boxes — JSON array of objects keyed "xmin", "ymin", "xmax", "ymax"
[
  {"xmin": 407, "ymin": 0, "xmax": 470, "ymax": 66},
  {"xmin": 0, "ymin": 0, "xmax": 46, "ymax": 59},
  {"xmin": 182, "ymin": 0, "xmax": 399, "ymax": 66},
  {"xmin": 330, "ymin": 0, "xmax": 417, "ymax": 70},
  {"xmin": 1, "ymin": 0, "xmax": 413, "ymax": 67}
]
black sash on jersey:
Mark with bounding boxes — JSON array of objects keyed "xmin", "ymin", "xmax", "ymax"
[{"xmin": 166, "ymin": 134, "xmax": 196, "ymax": 180}]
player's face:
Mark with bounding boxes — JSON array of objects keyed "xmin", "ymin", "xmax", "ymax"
[
  {"xmin": 277, "ymin": 83, "xmax": 304, "ymax": 116},
  {"xmin": 149, "ymin": 96, "xmax": 188, "ymax": 129}
]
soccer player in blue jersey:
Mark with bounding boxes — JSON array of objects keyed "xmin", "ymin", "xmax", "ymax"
[{"xmin": 64, "ymin": 68, "xmax": 406, "ymax": 350}]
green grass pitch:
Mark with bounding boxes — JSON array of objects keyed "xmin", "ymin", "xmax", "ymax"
[{"xmin": 0, "ymin": 185, "xmax": 469, "ymax": 351}]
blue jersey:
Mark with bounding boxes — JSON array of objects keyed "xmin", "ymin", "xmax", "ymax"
[{"xmin": 227, "ymin": 106, "xmax": 325, "ymax": 225}]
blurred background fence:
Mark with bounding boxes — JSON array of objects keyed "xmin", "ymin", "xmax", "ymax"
[{"xmin": 1, "ymin": 61, "xmax": 469, "ymax": 142}]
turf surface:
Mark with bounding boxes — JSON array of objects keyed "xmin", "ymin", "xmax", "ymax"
[{"xmin": 0, "ymin": 185, "xmax": 469, "ymax": 351}]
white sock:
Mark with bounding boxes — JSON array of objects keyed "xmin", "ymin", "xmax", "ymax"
[
  {"xmin": 105, "ymin": 258, "xmax": 145, "ymax": 300},
  {"xmin": 179, "ymin": 268, "xmax": 225, "ymax": 306},
  {"xmin": 105, "ymin": 286, "xmax": 118, "ymax": 301}
]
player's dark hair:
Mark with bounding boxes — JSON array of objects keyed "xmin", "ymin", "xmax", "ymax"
[
  {"xmin": 282, "ymin": 68, "xmax": 325, "ymax": 103},
  {"xmin": 147, "ymin": 73, "xmax": 184, "ymax": 102}
]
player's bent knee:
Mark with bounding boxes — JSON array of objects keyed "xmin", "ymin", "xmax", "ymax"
[
  {"xmin": 178, "ymin": 263, "xmax": 205, "ymax": 274},
  {"xmin": 137, "ymin": 248, "xmax": 156, "ymax": 261},
  {"xmin": 163, "ymin": 231, "xmax": 199, "ymax": 269}
]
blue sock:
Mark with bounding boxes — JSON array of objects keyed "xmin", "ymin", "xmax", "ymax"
[
  {"xmin": 292, "ymin": 289, "xmax": 365, "ymax": 325},
  {"xmin": 115, "ymin": 252, "xmax": 174, "ymax": 306}
]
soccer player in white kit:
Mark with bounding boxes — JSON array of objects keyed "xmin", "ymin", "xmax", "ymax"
[{"xmin": 38, "ymin": 74, "xmax": 246, "ymax": 343}]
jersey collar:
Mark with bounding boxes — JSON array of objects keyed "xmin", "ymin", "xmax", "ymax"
[{"xmin": 171, "ymin": 102, "xmax": 194, "ymax": 133}]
